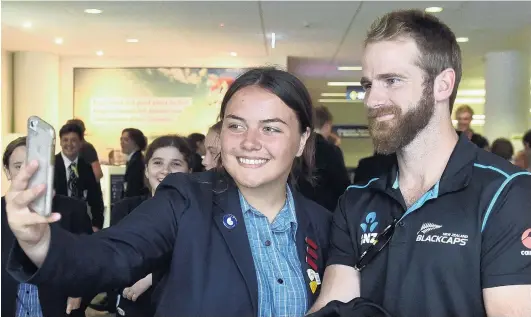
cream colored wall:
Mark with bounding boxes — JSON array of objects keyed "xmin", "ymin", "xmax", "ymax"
[{"xmin": 2, "ymin": 51, "xmax": 15, "ymax": 196}]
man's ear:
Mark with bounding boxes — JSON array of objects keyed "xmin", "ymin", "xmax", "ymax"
[{"xmin": 433, "ymin": 68, "xmax": 456, "ymax": 103}]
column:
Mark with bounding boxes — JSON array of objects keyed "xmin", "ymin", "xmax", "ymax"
[
  {"xmin": 13, "ymin": 51, "xmax": 60, "ymax": 134},
  {"xmin": 483, "ymin": 51, "xmax": 530, "ymax": 146}
]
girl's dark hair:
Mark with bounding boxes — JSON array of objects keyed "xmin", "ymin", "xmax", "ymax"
[
  {"xmin": 145, "ymin": 135, "xmax": 194, "ymax": 170},
  {"xmin": 217, "ymin": 67, "xmax": 315, "ymax": 184},
  {"xmin": 122, "ymin": 128, "xmax": 148, "ymax": 151},
  {"xmin": 3, "ymin": 136, "xmax": 26, "ymax": 169}
]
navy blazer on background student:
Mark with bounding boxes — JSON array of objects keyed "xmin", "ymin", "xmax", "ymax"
[
  {"xmin": 122, "ymin": 151, "xmax": 149, "ymax": 198},
  {"xmin": 8, "ymin": 171, "xmax": 332, "ymax": 317},
  {"xmin": 54, "ymin": 153, "xmax": 105, "ymax": 229},
  {"xmin": 1, "ymin": 195, "xmax": 93, "ymax": 317}
]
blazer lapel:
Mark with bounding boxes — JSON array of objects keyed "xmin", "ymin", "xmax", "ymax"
[
  {"xmin": 212, "ymin": 180, "xmax": 258, "ymax": 315},
  {"xmin": 292, "ymin": 189, "xmax": 323, "ymax": 306}
]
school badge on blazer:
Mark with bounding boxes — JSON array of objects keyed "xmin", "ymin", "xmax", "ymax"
[{"xmin": 305, "ymin": 237, "xmax": 321, "ymax": 293}]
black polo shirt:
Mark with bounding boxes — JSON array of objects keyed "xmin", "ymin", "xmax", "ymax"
[{"xmin": 328, "ymin": 134, "xmax": 531, "ymax": 317}]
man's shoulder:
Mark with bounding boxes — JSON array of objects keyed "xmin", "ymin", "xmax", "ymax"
[{"xmin": 472, "ymin": 149, "xmax": 531, "ymax": 185}]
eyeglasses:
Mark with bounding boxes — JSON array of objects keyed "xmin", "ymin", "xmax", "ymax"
[{"xmin": 354, "ymin": 219, "xmax": 398, "ymax": 272}]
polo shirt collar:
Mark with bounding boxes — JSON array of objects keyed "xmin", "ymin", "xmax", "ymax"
[{"xmin": 371, "ymin": 132, "xmax": 478, "ymax": 196}]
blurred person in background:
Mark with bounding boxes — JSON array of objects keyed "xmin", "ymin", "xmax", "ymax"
[
  {"xmin": 187, "ymin": 133, "xmax": 206, "ymax": 172},
  {"xmin": 202, "ymin": 121, "xmax": 222, "ymax": 171},
  {"xmin": 490, "ymin": 138, "xmax": 514, "ymax": 161},
  {"xmin": 454, "ymin": 104, "xmax": 474, "ymax": 139},
  {"xmin": 67, "ymin": 119, "xmax": 103, "ymax": 181},
  {"xmin": 55, "ymin": 123, "xmax": 104, "ymax": 231},
  {"xmin": 121, "ymin": 128, "xmax": 149, "ymax": 198},
  {"xmin": 297, "ymin": 105, "xmax": 350, "ymax": 212}
]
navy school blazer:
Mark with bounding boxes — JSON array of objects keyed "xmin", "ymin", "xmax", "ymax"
[{"xmin": 8, "ymin": 170, "xmax": 332, "ymax": 317}]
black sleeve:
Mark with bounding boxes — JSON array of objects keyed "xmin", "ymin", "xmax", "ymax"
[
  {"xmin": 81, "ymin": 143, "xmax": 99, "ymax": 165},
  {"xmin": 110, "ymin": 199, "xmax": 137, "ymax": 226},
  {"xmin": 86, "ymin": 165, "xmax": 104, "ymax": 229},
  {"xmin": 70, "ymin": 200, "xmax": 93, "ymax": 235},
  {"xmin": 481, "ymin": 173, "xmax": 531, "ymax": 288},
  {"xmin": 7, "ymin": 185, "xmax": 183, "ymax": 296},
  {"xmin": 326, "ymin": 192, "xmax": 359, "ymax": 267}
]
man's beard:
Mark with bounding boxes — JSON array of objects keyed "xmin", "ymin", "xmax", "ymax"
[{"xmin": 367, "ymin": 83, "xmax": 434, "ymax": 155}]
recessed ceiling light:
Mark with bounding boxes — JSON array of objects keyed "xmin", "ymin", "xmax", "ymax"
[
  {"xmin": 456, "ymin": 37, "xmax": 469, "ymax": 43},
  {"xmin": 230, "ymin": 52, "xmax": 238, "ymax": 57},
  {"xmin": 338, "ymin": 66, "xmax": 362, "ymax": 71},
  {"xmin": 327, "ymin": 82, "xmax": 361, "ymax": 86},
  {"xmin": 22, "ymin": 21, "xmax": 32, "ymax": 28},
  {"xmin": 126, "ymin": 38, "xmax": 139, "ymax": 43},
  {"xmin": 321, "ymin": 93, "xmax": 346, "ymax": 97},
  {"xmin": 220, "ymin": 23, "xmax": 225, "ymax": 27},
  {"xmin": 84, "ymin": 9, "xmax": 102, "ymax": 14},
  {"xmin": 96, "ymin": 50, "xmax": 104, "ymax": 56},
  {"xmin": 425, "ymin": 7, "xmax": 443, "ymax": 13},
  {"xmin": 54, "ymin": 37, "xmax": 63, "ymax": 45}
]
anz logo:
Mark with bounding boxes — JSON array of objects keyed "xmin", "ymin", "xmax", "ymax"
[{"xmin": 360, "ymin": 212, "xmax": 379, "ymax": 245}]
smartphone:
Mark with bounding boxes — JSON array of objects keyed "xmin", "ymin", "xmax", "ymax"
[{"xmin": 26, "ymin": 116, "xmax": 56, "ymax": 217}]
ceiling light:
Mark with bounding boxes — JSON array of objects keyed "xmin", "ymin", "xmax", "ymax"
[
  {"xmin": 84, "ymin": 9, "xmax": 102, "ymax": 14},
  {"xmin": 456, "ymin": 37, "xmax": 469, "ymax": 43},
  {"xmin": 220, "ymin": 23, "xmax": 225, "ymax": 27},
  {"xmin": 318, "ymin": 99, "xmax": 359, "ymax": 103},
  {"xmin": 271, "ymin": 32, "xmax": 276, "ymax": 49},
  {"xmin": 230, "ymin": 52, "xmax": 238, "ymax": 57},
  {"xmin": 454, "ymin": 97, "xmax": 484, "ymax": 104},
  {"xmin": 338, "ymin": 66, "xmax": 362, "ymax": 71},
  {"xmin": 321, "ymin": 93, "xmax": 346, "ymax": 97},
  {"xmin": 96, "ymin": 50, "xmax": 104, "ymax": 56},
  {"xmin": 22, "ymin": 21, "xmax": 32, "ymax": 28},
  {"xmin": 425, "ymin": 7, "xmax": 443, "ymax": 13},
  {"xmin": 457, "ymin": 89, "xmax": 485, "ymax": 97},
  {"xmin": 126, "ymin": 38, "xmax": 139, "ymax": 43},
  {"xmin": 54, "ymin": 37, "xmax": 63, "ymax": 45},
  {"xmin": 327, "ymin": 82, "xmax": 361, "ymax": 86}
]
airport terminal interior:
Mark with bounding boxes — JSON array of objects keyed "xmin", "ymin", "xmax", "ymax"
[{"xmin": 1, "ymin": 1, "xmax": 531, "ymax": 317}]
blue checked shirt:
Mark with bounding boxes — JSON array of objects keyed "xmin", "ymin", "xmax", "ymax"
[
  {"xmin": 239, "ymin": 186, "xmax": 308, "ymax": 317},
  {"xmin": 16, "ymin": 283, "xmax": 43, "ymax": 317}
]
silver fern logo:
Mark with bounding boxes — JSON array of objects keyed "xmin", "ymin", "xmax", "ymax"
[
  {"xmin": 416, "ymin": 222, "xmax": 469, "ymax": 246},
  {"xmin": 418, "ymin": 223, "xmax": 442, "ymax": 235}
]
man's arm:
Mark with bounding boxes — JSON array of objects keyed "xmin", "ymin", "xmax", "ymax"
[
  {"xmin": 91, "ymin": 162, "xmax": 103, "ymax": 181},
  {"xmin": 82, "ymin": 142, "xmax": 103, "ymax": 180},
  {"xmin": 308, "ymin": 265, "xmax": 360, "ymax": 313},
  {"xmin": 483, "ymin": 285, "xmax": 531, "ymax": 317},
  {"xmin": 481, "ymin": 173, "xmax": 531, "ymax": 317},
  {"xmin": 308, "ymin": 192, "xmax": 361, "ymax": 313}
]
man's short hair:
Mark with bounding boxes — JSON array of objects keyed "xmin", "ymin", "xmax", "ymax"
[
  {"xmin": 67, "ymin": 118, "xmax": 86, "ymax": 134},
  {"xmin": 455, "ymin": 105, "xmax": 474, "ymax": 118},
  {"xmin": 59, "ymin": 123, "xmax": 83, "ymax": 140},
  {"xmin": 314, "ymin": 105, "xmax": 333, "ymax": 129},
  {"xmin": 365, "ymin": 9, "xmax": 462, "ymax": 112}
]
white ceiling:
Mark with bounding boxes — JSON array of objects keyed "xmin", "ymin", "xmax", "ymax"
[{"xmin": 2, "ymin": 1, "xmax": 531, "ymax": 104}]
